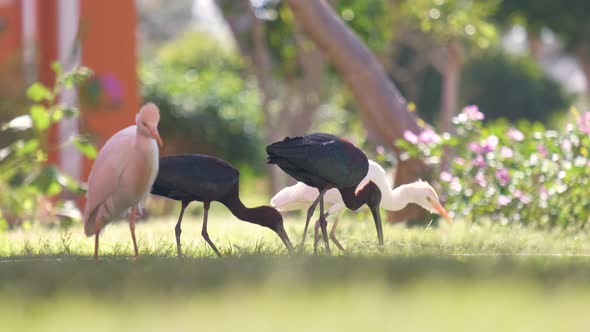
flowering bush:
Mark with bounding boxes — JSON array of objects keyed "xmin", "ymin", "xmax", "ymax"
[{"xmin": 397, "ymin": 105, "xmax": 590, "ymax": 228}]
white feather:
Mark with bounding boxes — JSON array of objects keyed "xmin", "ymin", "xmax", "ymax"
[{"xmin": 271, "ymin": 159, "xmax": 442, "ymax": 219}]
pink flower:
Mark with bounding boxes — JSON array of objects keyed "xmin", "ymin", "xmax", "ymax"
[
  {"xmin": 418, "ymin": 129, "xmax": 441, "ymax": 144},
  {"xmin": 500, "ymin": 147, "xmax": 514, "ymax": 158},
  {"xmin": 403, "ymin": 130, "xmax": 419, "ymax": 144},
  {"xmin": 473, "ymin": 155, "xmax": 487, "ymax": 168},
  {"xmin": 440, "ymin": 171, "xmax": 453, "ymax": 182},
  {"xmin": 454, "ymin": 157, "xmax": 465, "ymax": 166},
  {"xmin": 577, "ymin": 112, "xmax": 590, "ymax": 135},
  {"xmin": 462, "ymin": 105, "xmax": 484, "ymax": 121},
  {"xmin": 507, "ymin": 128, "xmax": 524, "ymax": 141},
  {"xmin": 495, "ymin": 168, "xmax": 510, "ymax": 186},
  {"xmin": 450, "ymin": 178, "xmax": 462, "ymax": 191},
  {"xmin": 512, "ymin": 189, "xmax": 531, "ymax": 204},
  {"xmin": 481, "ymin": 135, "xmax": 498, "ymax": 153},
  {"xmin": 475, "ymin": 171, "xmax": 487, "ymax": 187},
  {"xmin": 537, "ymin": 144, "xmax": 548, "ymax": 158},
  {"xmin": 498, "ymin": 195, "xmax": 511, "ymax": 206},
  {"xmin": 469, "ymin": 142, "xmax": 482, "ymax": 154},
  {"xmin": 99, "ymin": 73, "xmax": 123, "ymax": 102},
  {"xmin": 561, "ymin": 139, "xmax": 572, "ymax": 152},
  {"xmin": 540, "ymin": 187, "xmax": 549, "ymax": 201},
  {"xmin": 376, "ymin": 145, "xmax": 385, "ymax": 155}
]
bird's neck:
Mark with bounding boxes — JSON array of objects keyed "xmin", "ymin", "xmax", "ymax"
[
  {"xmin": 340, "ymin": 181, "xmax": 382, "ymax": 212},
  {"xmin": 338, "ymin": 186, "xmax": 364, "ymax": 210},
  {"xmin": 134, "ymin": 127, "xmax": 154, "ymax": 150},
  {"xmin": 380, "ymin": 184, "xmax": 412, "ymax": 211},
  {"xmin": 221, "ymin": 188, "xmax": 259, "ymax": 225}
]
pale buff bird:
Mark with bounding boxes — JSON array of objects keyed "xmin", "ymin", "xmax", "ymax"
[
  {"xmin": 83, "ymin": 103, "xmax": 163, "ymax": 260},
  {"xmin": 271, "ymin": 160, "xmax": 452, "ymax": 251}
]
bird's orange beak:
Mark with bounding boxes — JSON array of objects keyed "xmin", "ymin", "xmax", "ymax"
[
  {"xmin": 433, "ymin": 202, "xmax": 452, "ymax": 224},
  {"xmin": 149, "ymin": 126, "xmax": 163, "ymax": 148}
]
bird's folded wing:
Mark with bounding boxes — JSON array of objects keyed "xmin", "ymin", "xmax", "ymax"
[
  {"xmin": 267, "ymin": 137, "xmax": 366, "ymax": 187},
  {"xmin": 83, "ymin": 133, "xmax": 133, "ymax": 221}
]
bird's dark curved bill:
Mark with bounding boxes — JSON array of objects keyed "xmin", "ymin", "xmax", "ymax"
[{"xmin": 276, "ymin": 224, "xmax": 294, "ymax": 254}]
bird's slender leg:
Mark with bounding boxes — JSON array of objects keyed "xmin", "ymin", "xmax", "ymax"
[
  {"xmin": 318, "ymin": 196, "xmax": 331, "ymax": 254},
  {"xmin": 313, "ymin": 212, "xmax": 330, "ymax": 254},
  {"xmin": 301, "ymin": 188, "xmax": 328, "ymax": 248},
  {"xmin": 129, "ymin": 207, "xmax": 139, "ymax": 257},
  {"xmin": 175, "ymin": 201, "xmax": 189, "ymax": 257},
  {"xmin": 94, "ymin": 218, "xmax": 102, "ymax": 261},
  {"xmin": 201, "ymin": 201, "xmax": 221, "ymax": 258},
  {"xmin": 329, "ymin": 216, "xmax": 345, "ymax": 252}
]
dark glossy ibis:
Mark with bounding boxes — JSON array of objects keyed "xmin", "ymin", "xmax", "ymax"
[
  {"xmin": 150, "ymin": 154, "xmax": 294, "ymax": 257},
  {"xmin": 266, "ymin": 133, "xmax": 383, "ymax": 253}
]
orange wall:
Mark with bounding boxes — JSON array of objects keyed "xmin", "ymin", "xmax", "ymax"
[
  {"xmin": 36, "ymin": 0, "xmax": 60, "ymax": 166},
  {"xmin": 79, "ymin": 0, "xmax": 139, "ymax": 181},
  {"xmin": 0, "ymin": 0, "xmax": 21, "ymax": 67}
]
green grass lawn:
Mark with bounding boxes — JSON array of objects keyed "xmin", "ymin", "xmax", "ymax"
[{"xmin": 2, "ymin": 206, "xmax": 590, "ymax": 331}]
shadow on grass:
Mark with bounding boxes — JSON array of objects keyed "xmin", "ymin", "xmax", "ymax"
[{"xmin": 2, "ymin": 254, "xmax": 590, "ymax": 298}]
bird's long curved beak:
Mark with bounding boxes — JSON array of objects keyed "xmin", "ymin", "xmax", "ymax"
[
  {"xmin": 369, "ymin": 203, "xmax": 384, "ymax": 246},
  {"xmin": 433, "ymin": 202, "xmax": 452, "ymax": 224},
  {"xmin": 148, "ymin": 126, "xmax": 164, "ymax": 148},
  {"xmin": 276, "ymin": 223, "xmax": 294, "ymax": 254}
]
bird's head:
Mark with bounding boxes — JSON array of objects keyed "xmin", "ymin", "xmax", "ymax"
[
  {"xmin": 255, "ymin": 206, "xmax": 294, "ymax": 254},
  {"xmin": 404, "ymin": 180, "xmax": 452, "ymax": 224},
  {"xmin": 136, "ymin": 102, "xmax": 163, "ymax": 148}
]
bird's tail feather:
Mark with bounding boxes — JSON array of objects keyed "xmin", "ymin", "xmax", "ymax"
[
  {"xmin": 265, "ymin": 136, "xmax": 306, "ymax": 165},
  {"xmin": 83, "ymin": 206, "xmax": 99, "ymax": 237}
]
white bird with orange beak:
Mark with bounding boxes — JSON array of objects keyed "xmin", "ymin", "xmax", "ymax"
[
  {"xmin": 271, "ymin": 160, "xmax": 452, "ymax": 251},
  {"xmin": 83, "ymin": 103, "xmax": 163, "ymax": 260}
]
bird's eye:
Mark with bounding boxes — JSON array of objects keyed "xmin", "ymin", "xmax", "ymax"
[{"xmin": 426, "ymin": 196, "xmax": 433, "ymax": 203}]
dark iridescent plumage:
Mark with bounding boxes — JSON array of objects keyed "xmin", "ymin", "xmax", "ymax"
[
  {"xmin": 151, "ymin": 154, "xmax": 293, "ymax": 256},
  {"xmin": 266, "ymin": 133, "xmax": 383, "ymax": 252}
]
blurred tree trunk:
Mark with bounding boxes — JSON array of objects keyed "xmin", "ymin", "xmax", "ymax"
[
  {"xmin": 217, "ymin": 0, "xmax": 325, "ymax": 194},
  {"xmin": 439, "ymin": 39, "xmax": 462, "ymax": 134},
  {"xmin": 527, "ymin": 30, "xmax": 542, "ymax": 61},
  {"xmin": 285, "ymin": 0, "xmax": 429, "ymax": 222},
  {"xmin": 290, "ymin": 24, "xmax": 325, "ymax": 135},
  {"xmin": 250, "ymin": 8, "xmax": 283, "ymax": 195},
  {"xmin": 575, "ymin": 45, "xmax": 590, "ymax": 99},
  {"xmin": 439, "ymin": 39, "xmax": 462, "ymax": 171}
]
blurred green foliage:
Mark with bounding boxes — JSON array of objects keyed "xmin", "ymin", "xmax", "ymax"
[
  {"xmin": 140, "ymin": 31, "xmax": 263, "ymax": 172},
  {"xmin": 495, "ymin": 0, "xmax": 590, "ymax": 50},
  {"xmin": 0, "ymin": 64, "xmax": 95, "ymax": 228},
  {"xmin": 401, "ymin": 0, "xmax": 498, "ymax": 49},
  {"xmin": 392, "ymin": 49, "xmax": 570, "ymax": 124},
  {"xmin": 462, "ymin": 51, "xmax": 571, "ymax": 123}
]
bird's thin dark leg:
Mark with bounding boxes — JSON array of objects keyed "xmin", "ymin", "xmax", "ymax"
[
  {"xmin": 301, "ymin": 188, "xmax": 328, "ymax": 248},
  {"xmin": 175, "ymin": 201, "xmax": 189, "ymax": 257},
  {"xmin": 313, "ymin": 212, "xmax": 330, "ymax": 254},
  {"xmin": 318, "ymin": 196, "xmax": 331, "ymax": 254},
  {"xmin": 329, "ymin": 216, "xmax": 345, "ymax": 252},
  {"xmin": 201, "ymin": 201, "xmax": 221, "ymax": 257},
  {"xmin": 94, "ymin": 219, "xmax": 101, "ymax": 261},
  {"xmin": 129, "ymin": 207, "xmax": 139, "ymax": 257}
]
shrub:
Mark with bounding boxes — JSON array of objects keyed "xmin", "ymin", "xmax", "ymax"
[
  {"xmin": 0, "ymin": 64, "xmax": 95, "ymax": 228},
  {"xmin": 140, "ymin": 32, "xmax": 263, "ymax": 172},
  {"xmin": 397, "ymin": 105, "xmax": 590, "ymax": 228}
]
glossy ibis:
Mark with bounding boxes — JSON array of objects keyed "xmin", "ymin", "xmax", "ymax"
[
  {"xmin": 272, "ymin": 160, "xmax": 452, "ymax": 251},
  {"xmin": 83, "ymin": 103, "xmax": 163, "ymax": 260},
  {"xmin": 266, "ymin": 133, "xmax": 383, "ymax": 253},
  {"xmin": 150, "ymin": 154, "xmax": 294, "ymax": 257}
]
